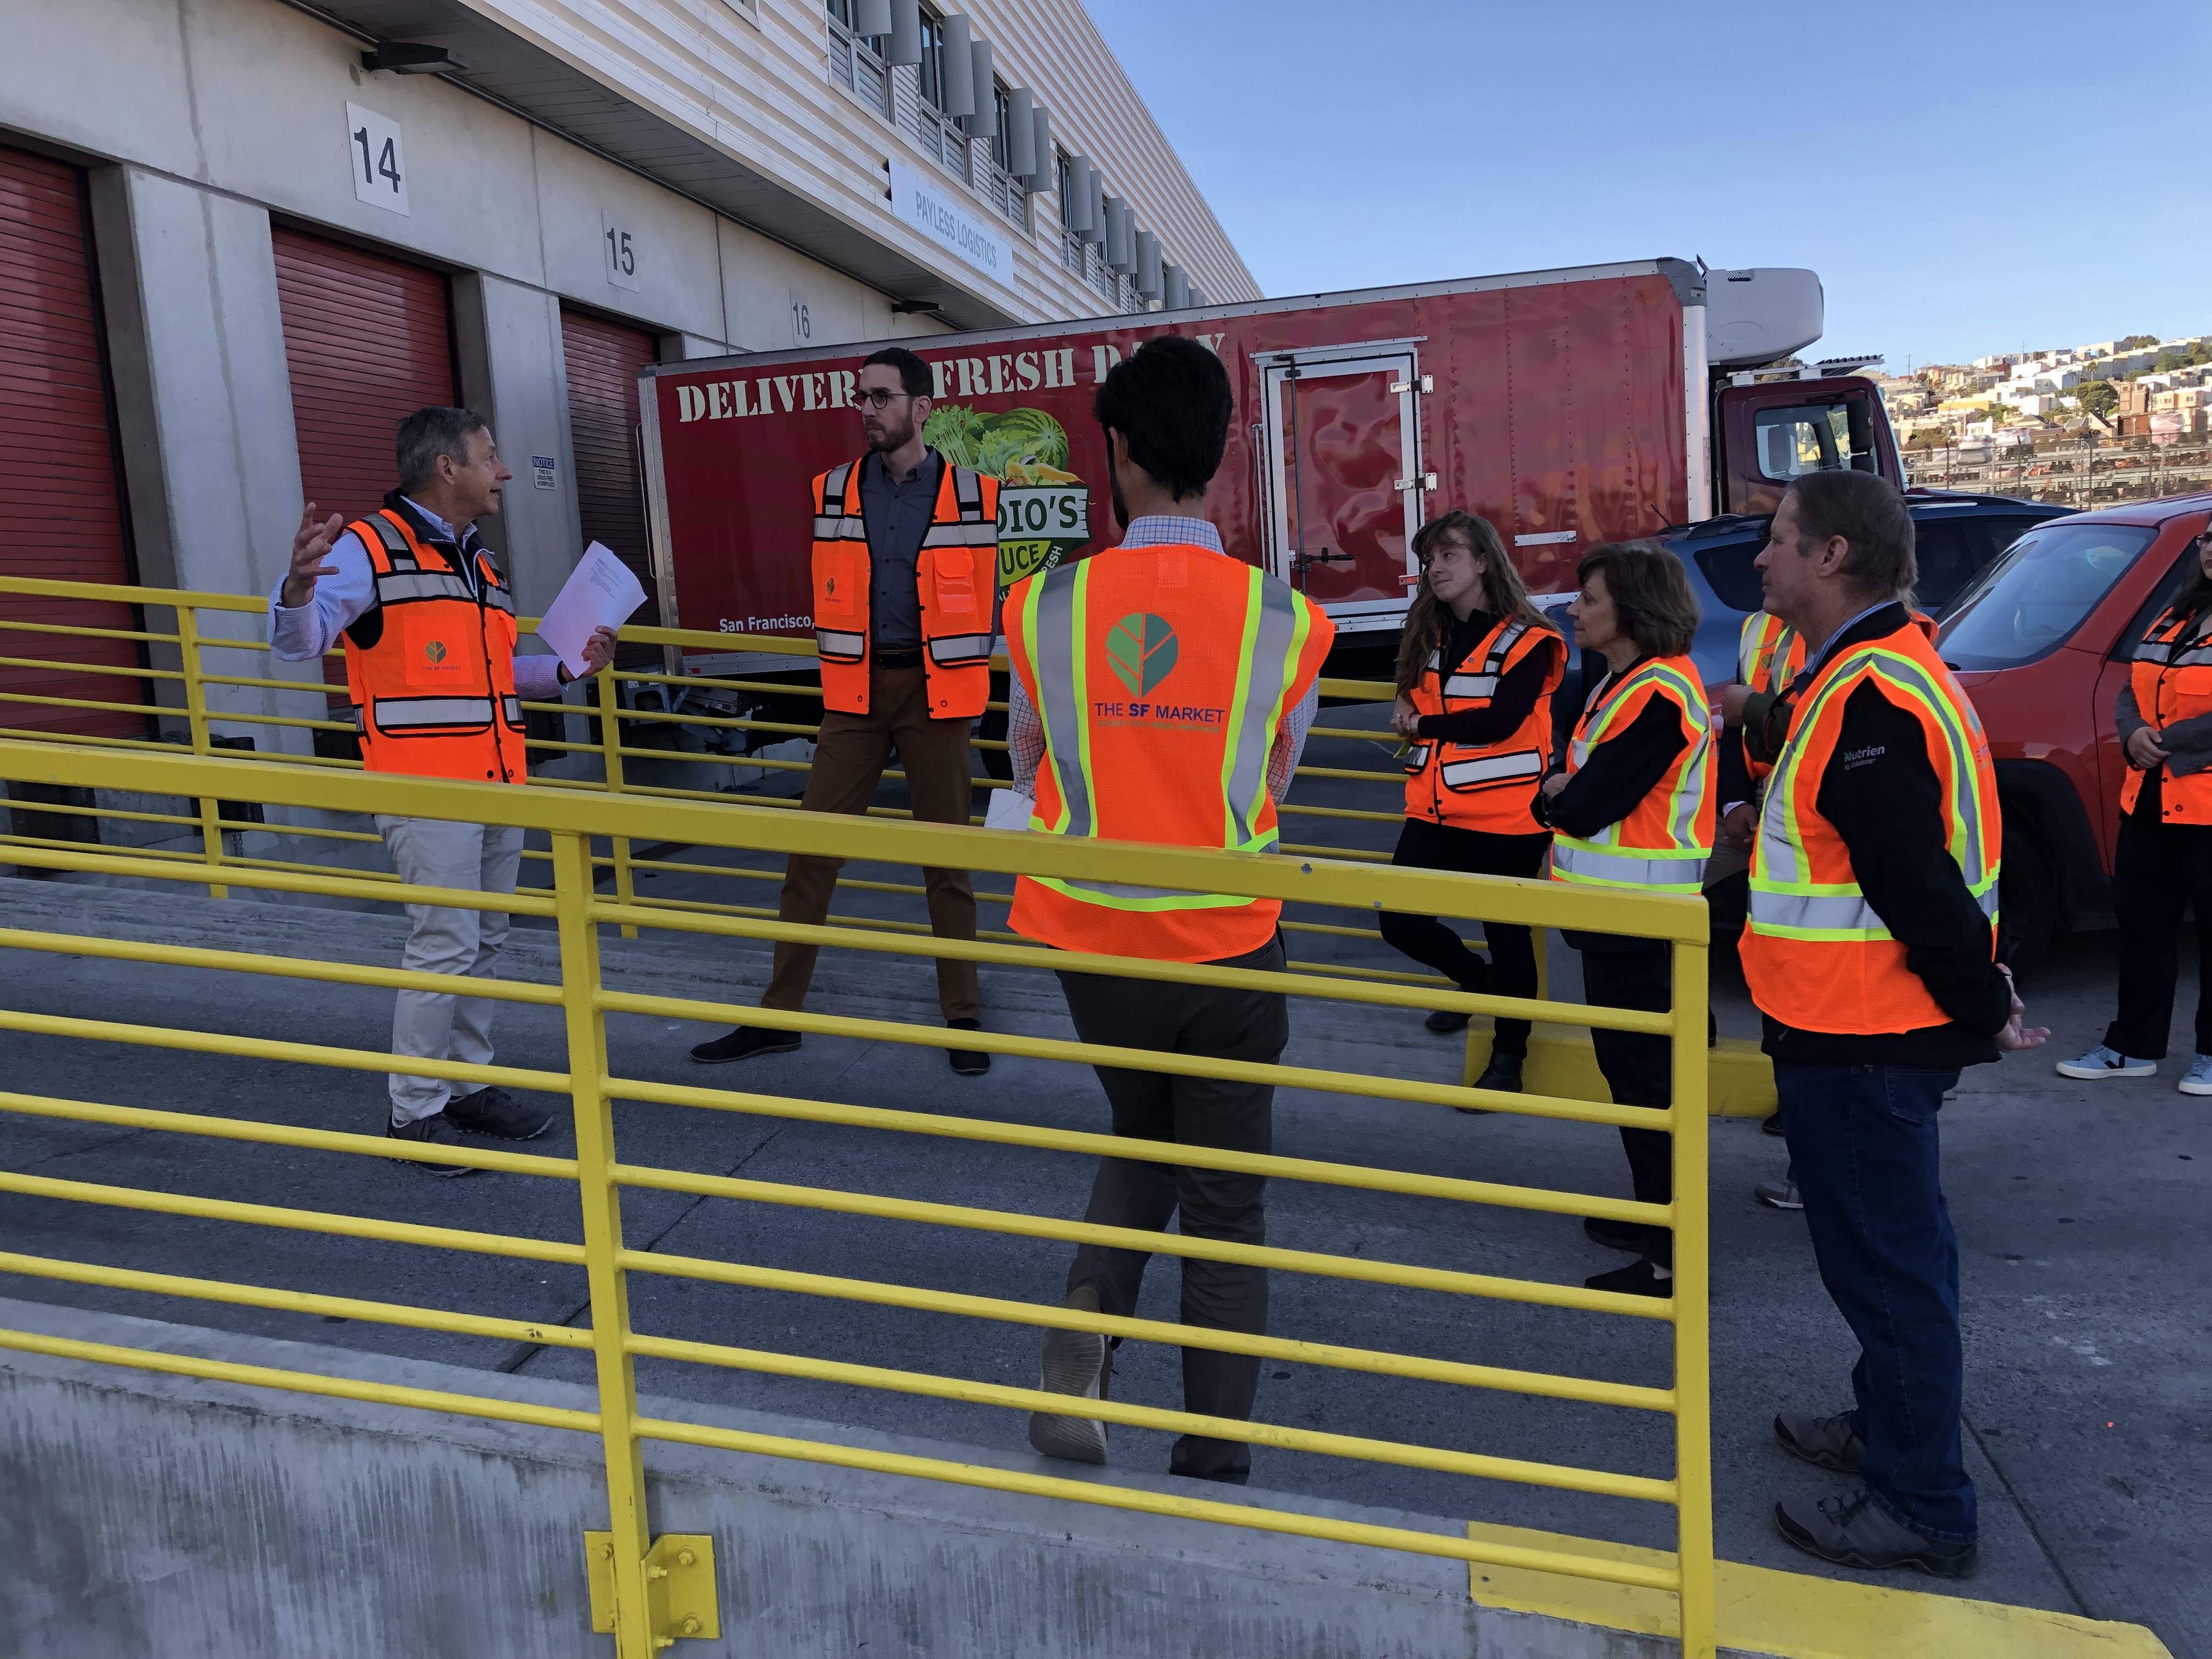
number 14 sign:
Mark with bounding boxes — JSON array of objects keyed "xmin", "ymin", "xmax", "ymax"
[{"xmin": 345, "ymin": 103, "xmax": 409, "ymax": 216}]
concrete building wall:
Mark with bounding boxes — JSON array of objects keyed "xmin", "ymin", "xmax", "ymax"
[{"xmin": 0, "ymin": 0, "xmax": 1243, "ymax": 679}]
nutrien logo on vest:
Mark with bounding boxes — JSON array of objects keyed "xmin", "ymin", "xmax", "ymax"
[{"xmin": 1097, "ymin": 613, "xmax": 1226, "ymax": 728}]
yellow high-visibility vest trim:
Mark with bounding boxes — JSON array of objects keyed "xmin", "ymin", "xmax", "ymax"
[
  {"xmin": 1748, "ymin": 644, "xmax": 1998, "ymax": 944},
  {"xmin": 1551, "ymin": 660, "xmax": 1711, "ymax": 893}
]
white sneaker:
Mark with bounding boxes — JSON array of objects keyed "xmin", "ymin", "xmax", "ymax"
[
  {"xmin": 2180, "ymin": 1056, "xmax": 2212, "ymax": 1096},
  {"xmin": 2055, "ymin": 1045, "xmax": 2156, "ymax": 1080},
  {"xmin": 1754, "ymin": 1176, "xmax": 1803, "ymax": 1210}
]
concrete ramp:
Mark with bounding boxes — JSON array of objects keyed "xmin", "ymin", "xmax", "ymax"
[{"xmin": 0, "ymin": 1299, "xmax": 2170, "ymax": 1659}]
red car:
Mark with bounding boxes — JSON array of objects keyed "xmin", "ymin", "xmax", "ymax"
[{"xmin": 1938, "ymin": 491, "xmax": 2212, "ymax": 965}]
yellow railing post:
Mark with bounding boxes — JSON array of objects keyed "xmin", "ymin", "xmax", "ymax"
[
  {"xmin": 1668, "ymin": 935, "xmax": 1716, "ymax": 1659},
  {"xmin": 553, "ymin": 828, "xmax": 656, "ymax": 1657},
  {"xmin": 171, "ymin": 604, "xmax": 228, "ymax": 900},
  {"xmin": 596, "ymin": 668, "xmax": 639, "ymax": 939}
]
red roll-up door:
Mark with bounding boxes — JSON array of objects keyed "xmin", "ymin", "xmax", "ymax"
[
  {"xmin": 273, "ymin": 227, "xmax": 457, "ymax": 522},
  {"xmin": 0, "ymin": 144, "xmax": 146, "ymax": 741},
  {"xmin": 560, "ymin": 307, "xmax": 659, "ymax": 665},
  {"xmin": 272, "ymin": 228, "xmax": 455, "ymax": 710}
]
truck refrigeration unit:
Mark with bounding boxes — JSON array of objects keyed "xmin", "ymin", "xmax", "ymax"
[{"xmin": 638, "ymin": 257, "xmax": 1899, "ymax": 679}]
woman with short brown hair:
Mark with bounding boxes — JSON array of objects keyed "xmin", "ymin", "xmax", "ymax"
[{"xmin": 1537, "ymin": 539, "xmax": 1714, "ymax": 1297}]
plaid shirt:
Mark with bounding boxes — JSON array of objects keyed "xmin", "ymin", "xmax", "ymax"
[{"xmin": 1005, "ymin": 516, "xmax": 1317, "ymax": 803}]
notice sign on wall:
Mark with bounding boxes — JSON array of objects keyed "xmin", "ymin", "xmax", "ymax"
[{"xmin": 886, "ymin": 160, "xmax": 1009, "ymax": 284}]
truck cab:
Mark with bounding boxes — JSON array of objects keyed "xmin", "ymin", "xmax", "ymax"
[{"xmin": 1713, "ymin": 372, "xmax": 1901, "ymax": 517}]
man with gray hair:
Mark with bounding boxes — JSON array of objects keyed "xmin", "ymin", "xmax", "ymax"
[{"xmin": 268, "ymin": 406, "xmax": 615, "ymax": 1170}]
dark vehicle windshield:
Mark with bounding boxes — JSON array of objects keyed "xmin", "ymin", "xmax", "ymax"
[{"xmin": 1939, "ymin": 521, "xmax": 2159, "ymax": 670}]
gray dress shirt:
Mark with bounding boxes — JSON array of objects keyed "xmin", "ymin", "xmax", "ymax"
[{"xmin": 859, "ymin": 449, "xmax": 943, "ymax": 653}]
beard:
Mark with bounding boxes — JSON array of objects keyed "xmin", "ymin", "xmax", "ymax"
[
  {"xmin": 1108, "ymin": 466, "xmax": 1130, "ymax": 531},
  {"xmin": 866, "ymin": 409, "xmax": 918, "ymax": 454}
]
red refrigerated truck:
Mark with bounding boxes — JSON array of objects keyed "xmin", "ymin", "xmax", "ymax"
[{"xmin": 637, "ymin": 257, "xmax": 1900, "ymax": 676}]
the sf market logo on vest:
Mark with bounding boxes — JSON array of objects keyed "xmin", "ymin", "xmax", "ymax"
[{"xmin": 1096, "ymin": 613, "xmax": 1226, "ymax": 729}]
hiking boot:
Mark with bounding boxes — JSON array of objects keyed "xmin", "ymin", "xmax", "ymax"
[
  {"xmin": 1585, "ymin": 1260, "xmax": 1672, "ymax": 1299},
  {"xmin": 385, "ymin": 1112, "xmax": 475, "ymax": 1176},
  {"xmin": 2055, "ymin": 1043, "xmax": 2155, "ymax": 1080},
  {"xmin": 1775, "ymin": 1409, "xmax": 1864, "ymax": 1472},
  {"xmin": 1027, "ymin": 1287, "xmax": 1109, "ymax": 1464},
  {"xmin": 1754, "ymin": 1176, "xmax": 1803, "ymax": 1210},
  {"xmin": 2181, "ymin": 1055, "xmax": 2212, "ymax": 1096},
  {"xmin": 690, "ymin": 1025, "xmax": 802, "ymax": 1064},
  {"xmin": 444, "ymin": 1086, "xmax": 555, "ymax": 1141},
  {"xmin": 1775, "ymin": 1490, "xmax": 1977, "ymax": 1578},
  {"xmin": 947, "ymin": 1018, "xmax": 991, "ymax": 1076},
  {"xmin": 1425, "ymin": 1007, "xmax": 1472, "ymax": 1034}
]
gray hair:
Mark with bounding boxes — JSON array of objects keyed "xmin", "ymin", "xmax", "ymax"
[{"xmin": 395, "ymin": 406, "xmax": 490, "ymax": 493}]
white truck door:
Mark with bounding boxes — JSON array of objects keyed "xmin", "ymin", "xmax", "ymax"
[{"xmin": 1258, "ymin": 345, "xmax": 1429, "ymax": 637}]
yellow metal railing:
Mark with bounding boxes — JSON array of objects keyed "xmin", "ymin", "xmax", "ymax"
[
  {"xmin": 0, "ymin": 736, "xmax": 1716, "ymax": 1658},
  {"xmin": 0, "ymin": 572, "xmax": 1427, "ymax": 960}
]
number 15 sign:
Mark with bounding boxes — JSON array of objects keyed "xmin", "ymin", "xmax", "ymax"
[{"xmin": 345, "ymin": 103, "xmax": 409, "ymax": 216}]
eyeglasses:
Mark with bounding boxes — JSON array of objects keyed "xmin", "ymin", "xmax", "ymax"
[{"xmin": 851, "ymin": 390, "xmax": 914, "ymax": 410}]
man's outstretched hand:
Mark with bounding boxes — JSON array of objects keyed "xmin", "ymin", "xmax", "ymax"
[{"xmin": 280, "ymin": 503, "xmax": 345, "ymax": 610}]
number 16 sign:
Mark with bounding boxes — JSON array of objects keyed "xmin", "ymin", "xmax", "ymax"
[{"xmin": 345, "ymin": 103, "xmax": 409, "ymax": 216}]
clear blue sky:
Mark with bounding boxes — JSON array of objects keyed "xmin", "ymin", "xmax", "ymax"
[{"xmin": 1090, "ymin": 0, "xmax": 2211, "ymax": 370}]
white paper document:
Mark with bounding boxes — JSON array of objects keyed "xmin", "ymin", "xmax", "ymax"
[
  {"xmin": 537, "ymin": 542, "xmax": 647, "ymax": 676},
  {"xmin": 984, "ymin": 788, "xmax": 1034, "ymax": 832}
]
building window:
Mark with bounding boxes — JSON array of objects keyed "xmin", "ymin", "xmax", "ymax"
[
  {"xmin": 989, "ymin": 83, "xmax": 1015, "ymax": 174},
  {"xmin": 916, "ymin": 5, "xmax": 947, "ymax": 112},
  {"xmin": 1056, "ymin": 151, "xmax": 1074, "ymax": 229}
]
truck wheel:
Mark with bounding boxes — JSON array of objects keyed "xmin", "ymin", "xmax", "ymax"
[{"xmin": 1998, "ymin": 831, "xmax": 2057, "ymax": 974}]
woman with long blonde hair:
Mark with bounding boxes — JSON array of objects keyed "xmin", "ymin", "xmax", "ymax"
[{"xmin": 1381, "ymin": 510, "xmax": 1565, "ymax": 1094}]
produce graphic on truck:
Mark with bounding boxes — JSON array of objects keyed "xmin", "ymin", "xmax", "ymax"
[
  {"xmin": 639, "ymin": 257, "xmax": 1901, "ymax": 676},
  {"xmin": 921, "ymin": 403, "xmax": 1091, "ymax": 589}
]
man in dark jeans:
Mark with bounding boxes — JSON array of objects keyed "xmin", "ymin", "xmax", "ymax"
[
  {"xmin": 1742, "ymin": 471, "xmax": 2048, "ymax": 1577},
  {"xmin": 1001, "ymin": 337, "xmax": 1333, "ymax": 1484}
]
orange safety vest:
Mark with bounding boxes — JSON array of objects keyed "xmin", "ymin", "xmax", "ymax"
[
  {"xmin": 2120, "ymin": 602, "xmax": 2212, "ymax": 824},
  {"xmin": 341, "ymin": 507, "xmax": 527, "ymax": 784},
  {"xmin": 1735, "ymin": 611, "xmax": 1805, "ymax": 786},
  {"xmin": 1003, "ymin": 542, "xmax": 1335, "ymax": 963},
  {"xmin": 1401, "ymin": 614, "xmax": 1562, "ymax": 832},
  {"xmin": 1741, "ymin": 616, "xmax": 2000, "ymax": 1033},
  {"xmin": 1548, "ymin": 656, "xmax": 1715, "ymax": 893},
  {"xmin": 810, "ymin": 452, "xmax": 998, "ymax": 718}
]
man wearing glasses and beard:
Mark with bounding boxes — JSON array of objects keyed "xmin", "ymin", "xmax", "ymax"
[{"xmin": 688, "ymin": 346, "xmax": 999, "ymax": 1076}]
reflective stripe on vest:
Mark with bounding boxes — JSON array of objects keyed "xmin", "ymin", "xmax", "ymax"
[
  {"xmin": 1021, "ymin": 556, "xmax": 1306, "ymax": 913},
  {"xmin": 1440, "ymin": 749, "xmax": 1543, "ymax": 790},
  {"xmin": 372, "ymin": 696, "xmax": 496, "ymax": 732},
  {"xmin": 1748, "ymin": 645, "xmax": 1997, "ymax": 940},
  {"xmin": 1550, "ymin": 658, "xmax": 1713, "ymax": 894}
]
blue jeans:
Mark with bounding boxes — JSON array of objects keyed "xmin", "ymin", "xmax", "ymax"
[{"xmin": 1776, "ymin": 1061, "xmax": 1976, "ymax": 1543}]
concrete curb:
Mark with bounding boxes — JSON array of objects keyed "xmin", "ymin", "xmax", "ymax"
[{"xmin": 0, "ymin": 1296, "xmax": 1713, "ymax": 1659}]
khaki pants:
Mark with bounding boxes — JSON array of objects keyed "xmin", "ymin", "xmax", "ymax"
[
  {"xmin": 376, "ymin": 815, "xmax": 524, "ymax": 1124},
  {"xmin": 764, "ymin": 664, "xmax": 979, "ymax": 1021}
]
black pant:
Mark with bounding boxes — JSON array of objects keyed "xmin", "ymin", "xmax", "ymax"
[
  {"xmin": 1058, "ymin": 935, "xmax": 1289, "ymax": 1483},
  {"xmin": 1570, "ymin": 936, "xmax": 1674, "ymax": 1268},
  {"xmin": 1378, "ymin": 817, "xmax": 1552, "ymax": 1059},
  {"xmin": 2106, "ymin": 806, "xmax": 2212, "ymax": 1059}
]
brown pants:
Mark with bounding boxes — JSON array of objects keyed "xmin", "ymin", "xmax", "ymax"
[{"xmin": 763, "ymin": 664, "xmax": 980, "ymax": 1020}]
